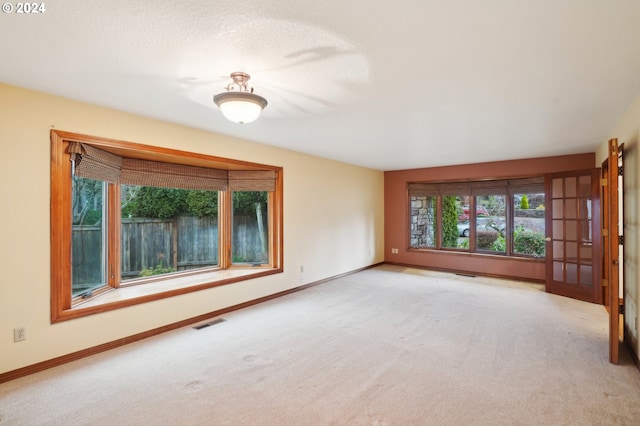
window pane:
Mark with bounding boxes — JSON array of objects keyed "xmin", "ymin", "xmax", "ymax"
[
  {"xmin": 579, "ymin": 245, "xmax": 592, "ymax": 263},
  {"xmin": 578, "ymin": 175, "xmax": 591, "ymax": 197},
  {"xmin": 552, "ymin": 178, "xmax": 563, "ymax": 198},
  {"xmin": 553, "ymin": 261, "xmax": 564, "ymax": 281},
  {"xmin": 475, "ymin": 195, "xmax": 505, "ymax": 253},
  {"xmin": 566, "ymin": 263, "xmax": 578, "ymax": 284},
  {"xmin": 121, "ymin": 185, "xmax": 219, "ymax": 280},
  {"xmin": 553, "ymin": 241, "xmax": 564, "ymax": 261},
  {"xmin": 232, "ymin": 191, "xmax": 269, "ymax": 264},
  {"xmin": 565, "ymin": 177, "xmax": 577, "ymax": 197},
  {"xmin": 410, "ymin": 196, "xmax": 436, "ymax": 248},
  {"xmin": 579, "ymin": 265, "xmax": 593, "ymax": 287},
  {"xmin": 553, "ymin": 220, "xmax": 563, "ymax": 240},
  {"xmin": 565, "ymin": 220, "xmax": 577, "ymax": 241},
  {"xmin": 72, "ymin": 177, "xmax": 106, "ymax": 297},
  {"xmin": 443, "ymin": 195, "xmax": 468, "ymax": 250},
  {"xmin": 565, "ymin": 199, "xmax": 577, "ymax": 219},
  {"xmin": 513, "ymin": 192, "xmax": 546, "ymax": 257},
  {"xmin": 552, "ymin": 199, "xmax": 563, "ymax": 218},
  {"xmin": 566, "ymin": 242, "xmax": 578, "ymax": 261}
]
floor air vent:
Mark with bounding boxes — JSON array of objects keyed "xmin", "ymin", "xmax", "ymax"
[{"xmin": 193, "ymin": 318, "xmax": 226, "ymax": 330}]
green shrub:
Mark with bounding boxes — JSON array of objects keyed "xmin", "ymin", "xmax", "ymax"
[
  {"xmin": 139, "ymin": 258, "xmax": 175, "ymax": 277},
  {"xmin": 513, "ymin": 226, "xmax": 545, "ymax": 257},
  {"xmin": 520, "ymin": 194, "xmax": 529, "ymax": 209},
  {"xmin": 477, "ymin": 230, "xmax": 498, "ymax": 249},
  {"xmin": 82, "ymin": 209, "xmax": 102, "ymax": 225},
  {"xmin": 442, "ymin": 196, "xmax": 459, "ymax": 247}
]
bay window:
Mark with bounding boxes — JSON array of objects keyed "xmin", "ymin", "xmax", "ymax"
[{"xmin": 51, "ymin": 130, "xmax": 283, "ymax": 322}]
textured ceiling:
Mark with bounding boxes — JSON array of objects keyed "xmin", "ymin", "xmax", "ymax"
[{"xmin": 2, "ymin": 1, "xmax": 640, "ymax": 170}]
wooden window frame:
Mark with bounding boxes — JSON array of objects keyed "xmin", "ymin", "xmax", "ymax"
[
  {"xmin": 407, "ymin": 178, "xmax": 545, "ymax": 258},
  {"xmin": 50, "ymin": 130, "xmax": 283, "ymax": 323}
]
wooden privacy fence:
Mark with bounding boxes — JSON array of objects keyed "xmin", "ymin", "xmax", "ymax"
[
  {"xmin": 120, "ymin": 216, "xmax": 219, "ymax": 278},
  {"xmin": 72, "ymin": 215, "xmax": 266, "ymax": 284}
]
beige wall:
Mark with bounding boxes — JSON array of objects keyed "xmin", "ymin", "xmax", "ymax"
[
  {"xmin": 0, "ymin": 83, "xmax": 384, "ymax": 374},
  {"xmin": 597, "ymin": 92, "xmax": 640, "ymax": 360}
]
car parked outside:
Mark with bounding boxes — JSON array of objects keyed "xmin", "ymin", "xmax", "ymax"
[
  {"xmin": 458, "ymin": 205, "xmax": 490, "ymax": 221},
  {"xmin": 458, "ymin": 217, "xmax": 505, "ymax": 238},
  {"xmin": 457, "ymin": 220, "xmax": 470, "ymax": 237}
]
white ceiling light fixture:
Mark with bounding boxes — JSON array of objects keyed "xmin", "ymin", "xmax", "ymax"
[{"xmin": 213, "ymin": 72, "xmax": 268, "ymax": 124}]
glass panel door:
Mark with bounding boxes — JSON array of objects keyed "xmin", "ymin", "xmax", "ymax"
[{"xmin": 546, "ymin": 170, "xmax": 601, "ymax": 304}]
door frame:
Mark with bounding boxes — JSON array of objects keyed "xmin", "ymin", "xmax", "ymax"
[{"xmin": 603, "ymin": 138, "xmax": 623, "ymax": 364}]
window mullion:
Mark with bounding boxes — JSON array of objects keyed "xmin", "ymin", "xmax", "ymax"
[
  {"xmin": 469, "ymin": 196, "xmax": 477, "ymax": 252},
  {"xmin": 506, "ymin": 195, "xmax": 513, "ymax": 255},
  {"xmin": 219, "ymin": 191, "xmax": 232, "ymax": 268},
  {"xmin": 436, "ymin": 196, "xmax": 442, "ymax": 249},
  {"xmin": 108, "ymin": 183, "xmax": 121, "ymax": 287},
  {"xmin": 268, "ymin": 191, "xmax": 276, "ymax": 267}
]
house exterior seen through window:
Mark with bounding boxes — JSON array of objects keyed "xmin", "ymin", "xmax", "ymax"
[{"xmin": 408, "ymin": 179, "xmax": 545, "ymax": 258}]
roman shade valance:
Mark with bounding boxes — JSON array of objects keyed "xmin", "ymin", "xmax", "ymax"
[
  {"xmin": 121, "ymin": 158, "xmax": 228, "ymax": 191},
  {"xmin": 68, "ymin": 142, "xmax": 276, "ymax": 192},
  {"xmin": 68, "ymin": 142, "xmax": 122, "ymax": 183},
  {"xmin": 505, "ymin": 177, "xmax": 544, "ymax": 194},
  {"xmin": 228, "ymin": 170, "xmax": 276, "ymax": 192},
  {"xmin": 406, "ymin": 183, "xmax": 438, "ymax": 197},
  {"xmin": 407, "ymin": 182, "xmax": 472, "ymax": 196},
  {"xmin": 409, "ymin": 177, "xmax": 544, "ymax": 196},
  {"xmin": 471, "ymin": 181, "xmax": 507, "ymax": 195},
  {"xmin": 437, "ymin": 182, "xmax": 472, "ymax": 196}
]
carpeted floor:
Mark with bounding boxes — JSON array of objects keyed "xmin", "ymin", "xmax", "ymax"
[{"xmin": 2, "ymin": 265, "xmax": 640, "ymax": 425}]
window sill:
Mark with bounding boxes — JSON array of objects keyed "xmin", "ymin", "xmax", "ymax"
[{"xmin": 54, "ymin": 267, "xmax": 281, "ymax": 322}]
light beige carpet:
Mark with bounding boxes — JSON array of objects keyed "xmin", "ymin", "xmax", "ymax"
[{"xmin": 2, "ymin": 265, "xmax": 640, "ymax": 425}]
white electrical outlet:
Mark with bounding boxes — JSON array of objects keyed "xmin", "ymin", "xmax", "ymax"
[{"xmin": 14, "ymin": 327, "xmax": 26, "ymax": 342}]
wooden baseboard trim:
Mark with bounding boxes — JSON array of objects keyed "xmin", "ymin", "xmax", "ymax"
[
  {"xmin": 0, "ymin": 263, "xmax": 381, "ymax": 384},
  {"xmin": 384, "ymin": 261, "xmax": 545, "ymax": 284}
]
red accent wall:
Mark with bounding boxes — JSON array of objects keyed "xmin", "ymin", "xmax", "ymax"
[{"xmin": 384, "ymin": 153, "xmax": 596, "ymax": 281}]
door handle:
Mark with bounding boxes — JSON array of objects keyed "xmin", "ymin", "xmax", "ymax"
[{"xmin": 545, "ymin": 237, "xmax": 551, "ymax": 242}]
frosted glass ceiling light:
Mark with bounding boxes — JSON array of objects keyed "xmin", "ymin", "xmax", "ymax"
[{"xmin": 214, "ymin": 72, "xmax": 268, "ymax": 124}]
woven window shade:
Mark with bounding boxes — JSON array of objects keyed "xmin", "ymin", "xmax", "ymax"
[
  {"xmin": 507, "ymin": 177, "xmax": 544, "ymax": 194},
  {"xmin": 409, "ymin": 182, "xmax": 473, "ymax": 196},
  {"xmin": 409, "ymin": 178, "xmax": 545, "ymax": 196},
  {"xmin": 121, "ymin": 158, "xmax": 228, "ymax": 191},
  {"xmin": 471, "ymin": 181, "xmax": 507, "ymax": 195},
  {"xmin": 408, "ymin": 183, "xmax": 438, "ymax": 197},
  {"xmin": 437, "ymin": 182, "xmax": 472, "ymax": 196},
  {"xmin": 228, "ymin": 170, "xmax": 276, "ymax": 191},
  {"xmin": 68, "ymin": 142, "xmax": 122, "ymax": 183},
  {"xmin": 68, "ymin": 143, "xmax": 278, "ymax": 192}
]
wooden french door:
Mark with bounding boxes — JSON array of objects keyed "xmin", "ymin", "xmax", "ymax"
[{"xmin": 545, "ymin": 169, "xmax": 601, "ymax": 304}]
